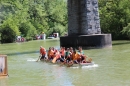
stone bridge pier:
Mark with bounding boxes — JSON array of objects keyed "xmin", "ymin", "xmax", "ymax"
[{"xmin": 60, "ymin": 0, "xmax": 112, "ymax": 49}]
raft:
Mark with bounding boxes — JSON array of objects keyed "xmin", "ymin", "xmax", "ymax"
[
  {"xmin": 40, "ymin": 59, "xmax": 94, "ymax": 67},
  {"xmin": 65, "ymin": 62, "xmax": 94, "ymax": 67}
]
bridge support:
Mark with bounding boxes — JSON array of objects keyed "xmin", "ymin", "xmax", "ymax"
[
  {"xmin": 60, "ymin": 34, "xmax": 112, "ymax": 49},
  {"xmin": 60, "ymin": 0, "xmax": 112, "ymax": 49}
]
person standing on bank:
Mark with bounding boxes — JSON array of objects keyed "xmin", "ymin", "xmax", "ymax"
[{"xmin": 36, "ymin": 46, "xmax": 46, "ymax": 62}]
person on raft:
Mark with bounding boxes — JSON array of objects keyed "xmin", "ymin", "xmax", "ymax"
[
  {"xmin": 66, "ymin": 50, "xmax": 79, "ymax": 66},
  {"xmin": 47, "ymin": 47, "xmax": 55, "ymax": 61},
  {"xmin": 72, "ymin": 50, "xmax": 81, "ymax": 64},
  {"xmin": 64, "ymin": 48, "xmax": 72, "ymax": 63},
  {"xmin": 54, "ymin": 49, "xmax": 61, "ymax": 62},
  {"xmin": 39, "ymin": 46, "xmax": 47, "ymax": 60},
  {"xmin": 77, "ymin": 46, "xmax": 87, "ymax": 63},
  {"xmin": 36, "ymin": 46, "xmax": 46, "ymax": 62},
  {"xmin": 59, "ymin": 47, "xmax": 65, "ymax": 62},
  {"xmin": 38, "ymin": 46, "xmax": 92, "ymax": 64}
]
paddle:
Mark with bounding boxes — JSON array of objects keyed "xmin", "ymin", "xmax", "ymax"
[
  {"xmin": 88, "ymin": 58, "xmax": 92, "ymax": 62},
  {"xmin": 36, "ymin": 55, "xmax": 41, "ymax": 62},
  {"xmin": 52, "ymin": 57, "xmax": 57, "ymax": 63}
]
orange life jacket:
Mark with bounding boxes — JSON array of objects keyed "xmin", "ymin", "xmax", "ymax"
[
  {"xmin": 73, "ymin": 53, "xmax": 80, "ymax": 61},
  {"xmin": 40, "ymin": 48, "xmax": 46, "ymax": 55},
  {"xmin": 48, "ymin": 50, "xmax": 54, "ymax": 57},
  {"xmin": 55, "ymin": 51, "xmax": 61, "ymax": 59},
  {"xmin": 60, "ymin": 49, "xmax": 65, "ymax": 56}
]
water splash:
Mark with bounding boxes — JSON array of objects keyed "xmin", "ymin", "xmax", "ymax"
[
  {"xmin": 71, "ymin": 67, "xmax": 79, "ymax": 69},
  {"xmin": 81, "ymin": 64, "xmax": 99, "ymax": 68}
]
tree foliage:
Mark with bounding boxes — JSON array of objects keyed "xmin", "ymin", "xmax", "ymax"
[
  {"xmin": 99, "ymin": 0, "xmax": 130, "ymax": 39},
  {"xmin": 0, "ymin": 0, "xmax": 67, "ymax": 43},
  {"xmin": 1, "ymin": 0, "xmax": 130, "ymax": 43}
]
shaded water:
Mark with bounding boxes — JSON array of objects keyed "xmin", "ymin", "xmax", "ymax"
[{"xmin": 0, "ymin": 39, "xmax": 130, "ymax": 86}]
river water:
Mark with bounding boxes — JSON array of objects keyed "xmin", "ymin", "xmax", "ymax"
[{"xmin": 0, "ymin": 39, "xmax": 130, "ymax": 86}]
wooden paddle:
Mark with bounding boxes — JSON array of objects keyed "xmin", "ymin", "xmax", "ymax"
[
  {"xmin": 86, "ymin": 58, "xmax": 92, "ymax": 63},
  {"xmin": 36, "ymin": 55, "xmax": 41, "ymax": 62},
  {"xmin": 52, "ymin": 57, "xmax": 57, "ymax": 63}
]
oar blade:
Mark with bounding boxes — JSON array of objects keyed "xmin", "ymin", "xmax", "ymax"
[{"xmin": 52, "ymin": 57, "xmax": 56, "ymax": 63}]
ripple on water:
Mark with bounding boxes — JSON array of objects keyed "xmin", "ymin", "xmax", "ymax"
[{"xmin": 27, "ymin": 58, "xmax": 37, "ymax": 62}]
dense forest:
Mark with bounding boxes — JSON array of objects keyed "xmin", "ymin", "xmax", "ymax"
[{"xmin": 0, "ymin": 0, "xmax": 130, "ymax": 43}]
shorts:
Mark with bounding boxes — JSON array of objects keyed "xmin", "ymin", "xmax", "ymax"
[
  {"xmin": 61, "ymin": 55, "xmax": 65, "ymax": 59},
  {"xmin": 59, "ymin": 58, "xmax": 64, "ymax": 62},
  {"xmin": 48, "ymin": 56, "xmax": 53, "ymax": 61},
  {"xmin": 66, "ymin": 57, "xmax": 71, "ymax": 62},
  {"xmin": 81, "ymin": 56, "xmax": 84, "ymax": 61},
  {"xmin": 40, "ymin": 55, "xmax": 46, "ymax": 60}
]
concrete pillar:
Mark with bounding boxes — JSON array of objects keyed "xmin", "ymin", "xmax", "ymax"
[
  {"xmin": 68, "ymin": 0, "xmax": 101, "ymax": 35},
  {"xmin": 68, "ymin": 0, "xmax": 80, "ymax": 35}
]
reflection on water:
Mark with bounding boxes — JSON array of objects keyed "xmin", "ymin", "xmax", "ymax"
[
  {"xmin": 0, "ymin": 40, "xmax": 130, "ymax": 86},
  {"xmin": 0, "ymin": 79, "xmax": 7, "ymax": 86}
]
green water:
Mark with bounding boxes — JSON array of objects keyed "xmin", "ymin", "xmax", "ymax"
[{"xmin": 0, "ymin": 39, "xmax": 130, "ymax": 86}]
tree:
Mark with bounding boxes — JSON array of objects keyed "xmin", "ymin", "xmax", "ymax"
[
  {"xmin": 0, "ymin": 14, "xmax": 20, "ymax": 43},
  {"xmin": 99, "ymin": 0, "xmax": 130, "ymax": 39},
  {"xmin": 0, "ymin": 0, "xmax": 67, "ymax": 43}
]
